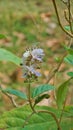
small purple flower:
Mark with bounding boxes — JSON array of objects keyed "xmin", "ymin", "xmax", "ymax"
[
  {"xmin": 24, "ymin": 65, "xmax": 41, "ymax": 77},
  {"xmin": 31, "ymin": 48, "xmax": 44, "ymax": 62},
  {"xmin": 27, "ymin": 66, "xmax": 41, "ymax": 77},
  {"xmin": 22, "ymin": 48, "xmax": 44, "ymax": 79}
]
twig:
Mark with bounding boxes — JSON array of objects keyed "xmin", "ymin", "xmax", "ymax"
[
  {"xmin": 68, "ymin": 37, "xmax": 73, "ymax": 47},
  {"xmin": 61, "ymin": 0, "xmax": 68, "ymax": 5},
  {"xmin": 46, "ymin": 22, "xmax": 73, "ymax": 84},
  {"xmin": 67, "ymin": 0, "xmax": 73, "ymax": 33},
  {"xmin": 46, "ymin": 53, "xmax": 67, "ymax": 83},
  {"xmin": 0, "ymin": 85, "xmax": 19, "ymax": 108},
  {"xmin": 64, "ymin": 10, "xmax": 69, "ymax": 23},
  {"xmin": 3, "ymin": 92, "xmax": 19, "ymax": 107},
  {"xmin": 2, "ymin": 91, "xmax": 18, "ymax": 108},
  {"xmin": 52, "ymin": 0, "xmax": 73, "ymax": 38},
  {"xmin": 46, "ymin": 38, "xmax": 72, "ymax": 84},
  {"xmin": 37, "ymin": 110, "xmax": 62, "ymax": 130}
]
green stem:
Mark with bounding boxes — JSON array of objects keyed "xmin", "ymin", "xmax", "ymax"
[
  {"xmin": 22, "ymin": 111, "xmax": 35, "ymax": 128},
  {"xmin": 37, "ymin": 110, "xmax": 62, "ymax": 130},
  {"xmin": 46, "ymin": 53, "xmax": 67, "ymax": 83},
  {"xmin": 59, "ymin": 77, "xmax": 73, "ymax": 123},
  {"xmin": 28, "ymin": 81, "xmax": 36, "ymax": 112}
]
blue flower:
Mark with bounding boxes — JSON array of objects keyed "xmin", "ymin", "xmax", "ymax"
[
  {"xmin": 22, "ymin": 65, "xmax": 41, "ymax": 77},
  {"xmin": 22, "ymin": 48, "xmax": 44, "ymax": 79},
  {"xmin": 26, "ymin": 65, "xmax": 41, "ymax": 77},
  {"xmin": 31, "ymin": 48, "xmax": 44, "ymax": 62}
]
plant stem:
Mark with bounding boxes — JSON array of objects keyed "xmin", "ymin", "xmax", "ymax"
[
  {"xmin": 59, "ymin": 99, "xmax": 66, "ymax": 124},
  {"xmin": 37, "ymin": 110, "xmax": 62, "ymax": 130},
  {"xmin": 59, "ymin": 77, "xmax": 73, "ymax": 123},
  {"xmin": 4, "ymin": 93, "xmax": 19, "ymax": 107},
  {"xmin": 46, "ymin": 53, "xmax": 67, "ymax": 83},
  {"xmin": 52, "ymin": 0, "xmax": 73, "ymax": 38},
  {"xmin": 64, "ymin": 10, "xmax": 69, "ymax": 23},
  {"xmin": 46, "ymin": 35, "xmax": 73, "ymax": 84},
  {"xmin": 22, "ymin": 111, "xmax": 35, "ymax": 128},
  {"xmin": 0, "ymin": 85, "xmax": 18, "ymax": 108},
  {"xmin": 27, "ymin": 81, "xmax": 36, "ymax": 112},
  {"xmin": 67, "ymin": 0, "xmax": 73, "ymax": 33}
]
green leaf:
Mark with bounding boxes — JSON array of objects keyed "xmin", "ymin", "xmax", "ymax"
[
  {"xmin": 68, "ymin": 48, "xmax": 73, "ymax": 55},
  {"xmin": 32, "ymin": 84, "xmax": 55, "ymax": 98},
  {"xmin": 56, "ymin": 79, "xmax": 71, "ymax": 109},
  {"xmin": 0, "ymin": 34, "xmax": 6, "ymax": 39},
  {"xmin": 63, "ymin": 47, "xmax": 73, "ymax": 55},
  {"xmin": 62, "ymin": 46, "xmax": 73, "ymax": 55},
  {"xmin": 67, "ymin": 72, "xmax": 73, "ymax": 77},
  {"xmin": 54, "ymin": 57, "xmax": 61, "ymax": 63},
  {"xmin": 0, "ymin": 105, "xmax": 73, "ymax": 130},
  {"xmin": 3, "ymin": 88, "xmax": 27, "ymax": 100},
  {"xmin": 34, "ymin": 94, "xmax": 50, "ymax": 106},
  {"xmin": 0, "ymin": 48, "xmax": 21, "ymax": 65},
  {"xmin": 65, "ymin": 106, "xmax": 73, "ymax": 115},
  {"xmin": 64, "ymin": 54, "xmax": 73, "ymax": 65},
  {"xmin": 64, "ymin": 25, "xmax": 73, "ymax": 31}
]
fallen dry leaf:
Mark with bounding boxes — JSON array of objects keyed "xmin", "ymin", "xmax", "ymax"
[
  {"xmin": 46, "ymin": 39, "xmax": 59, "ymax": 48},
  {"xmin": 40, "ymin": 12, "xmax": 52, "ymax": 22}
]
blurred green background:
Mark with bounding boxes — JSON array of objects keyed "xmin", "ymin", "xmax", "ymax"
[{"xmin": 0, "ymin": 0, "xmax": 73, "ymax": 113}]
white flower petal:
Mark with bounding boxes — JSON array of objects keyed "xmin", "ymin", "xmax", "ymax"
[
  {"xmin": 22, "ymin": 51, "xmax": 31, "ymax": 65},
  {"xmin": 23, "ymin": 51, "xmax": 30, "ymax": 58}
]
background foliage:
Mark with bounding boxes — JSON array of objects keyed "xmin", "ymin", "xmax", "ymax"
[{"xmin": 0, "ymin": 0, "xmax": 73, "ymax": 130}]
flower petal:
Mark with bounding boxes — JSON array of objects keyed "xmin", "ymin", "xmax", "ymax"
[
  {"xmin": 25, "ymin": 65, "xmax": 41, "ymax": 77},
  {"xmin": 23, "ymin": 51, "xmax": 30, "ymax": 58},
  {"xmin": 31, "ymin": 48, "xmax": 44, "ymax": 61}
]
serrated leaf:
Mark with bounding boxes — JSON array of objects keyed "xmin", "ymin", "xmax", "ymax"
[
  {"xmin": 67, "ymin": 72, "xmax": 73, "ymax": 77},
  {"xmin": 0, "ymin": 48, "xmax": 21, "ymax": 66},
  {"xmin": 0, "ymin": 105, "xmax": 56, "ymax": 130},
  {"xmin": 64, "ymin": 54, "xmax": 73, "ymax": 65},
  {"xmin": 56, "ymin": 79, "xmax": 71, "ymax": 109},
  {"xmin": 0, "ymin": 34, "xmax": 6, "ymax": 39},
  {"xmin": 0, "ymin": 105, "xmax": 73, "ymax": 130},
  {"xmin": 3, "ymin": 88, "xmax": 27, "ymax": 100},
  {"xmin": 32, "ymin": 84, "xmax": 55, "ymax": 98}
]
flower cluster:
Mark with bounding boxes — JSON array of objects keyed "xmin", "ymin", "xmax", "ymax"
[{"xmin": 21, "ymin": 48, "xmax": 44, "ymax": 79}]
